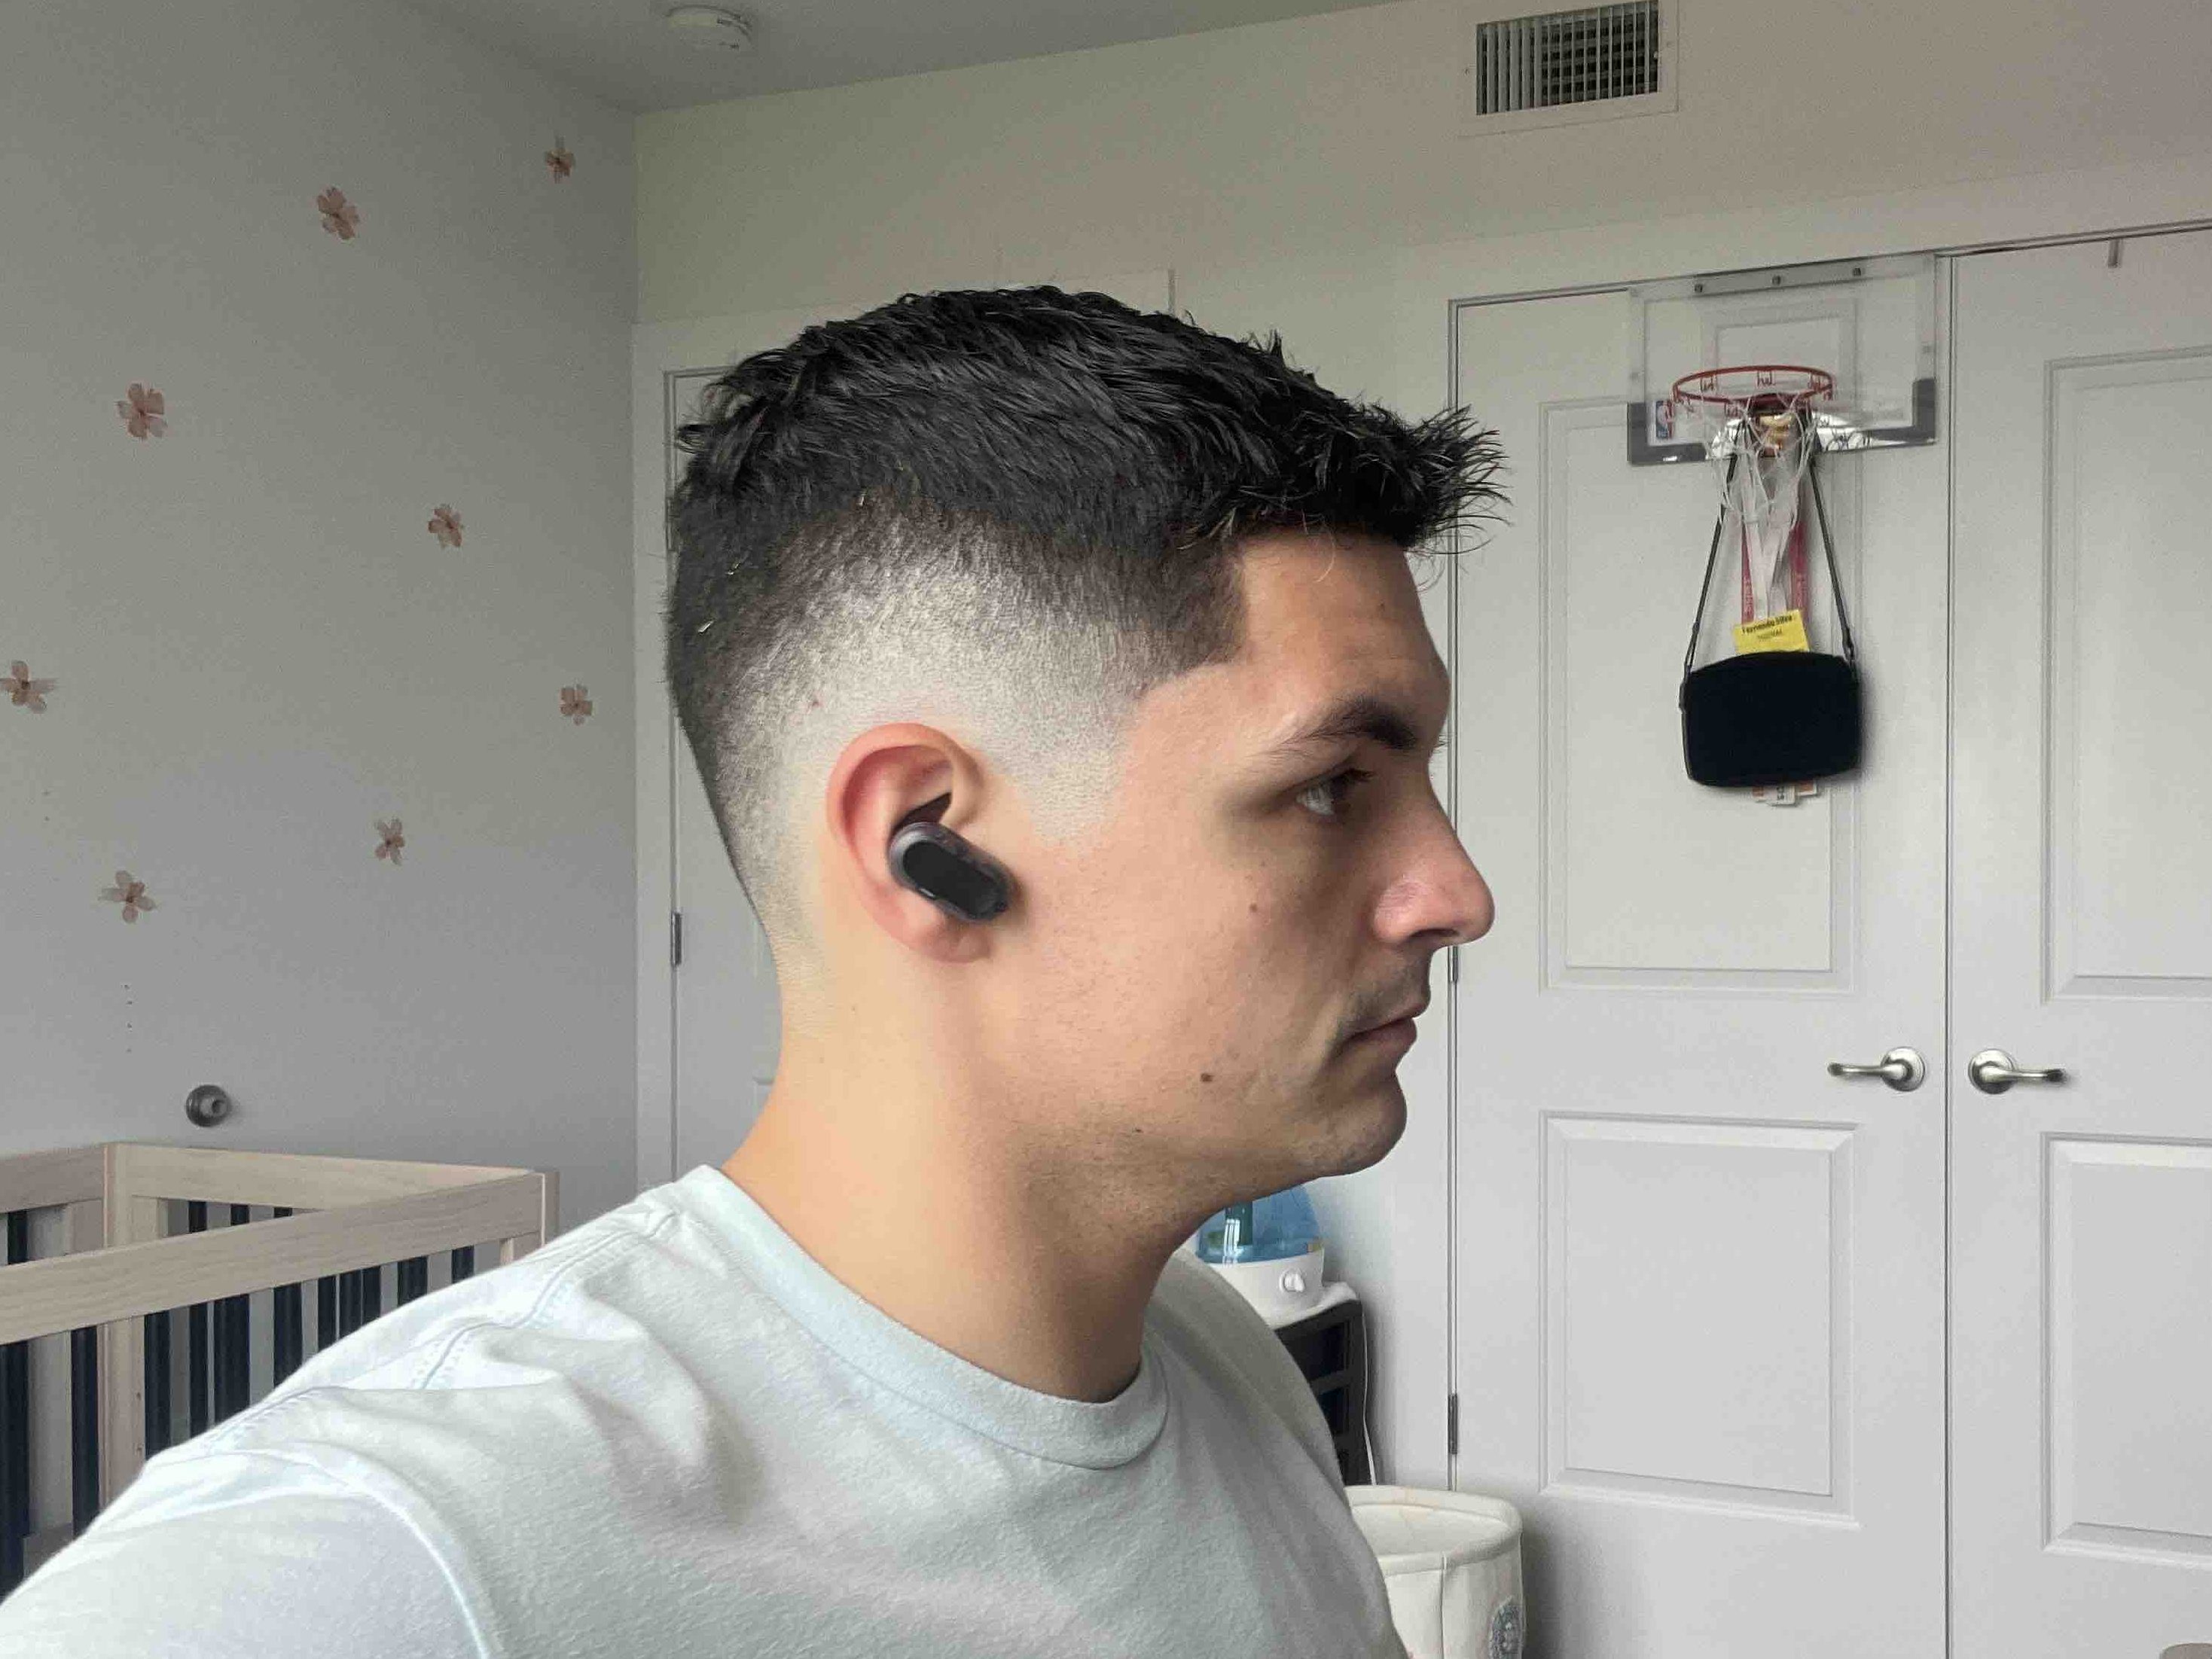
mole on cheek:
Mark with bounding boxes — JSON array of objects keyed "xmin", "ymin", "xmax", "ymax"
[{"xmin": 1199, "ymin": 1072, "xmax": 1213, "ymax": 1083}]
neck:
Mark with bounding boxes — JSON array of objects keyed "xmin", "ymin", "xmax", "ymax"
[{"xmin": 720, "ymin": 1073, "xmax": 1198, "ymax": 1403}]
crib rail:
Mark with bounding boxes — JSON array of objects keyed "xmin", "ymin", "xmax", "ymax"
[{"xmin": 0, "ymin": 1142, "xmax": 556, "ymax": 1598}]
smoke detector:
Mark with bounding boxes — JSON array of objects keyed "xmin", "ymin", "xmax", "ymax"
[{"xmin": 664, "ymin": 7, "xmax": 752, "ymax": 50}]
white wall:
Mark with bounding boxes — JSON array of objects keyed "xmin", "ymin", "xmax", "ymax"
[
  {"xmin": 2, "ymin": 1, "xmax": 637, "ymax": 1231},
  {"xmin": 637, "ymin": 0, "xmax": 2212, "ymax": 325},
  {"xmin": 632, "ymin": 0, "xmax": 2212, "ymax": 1489}
]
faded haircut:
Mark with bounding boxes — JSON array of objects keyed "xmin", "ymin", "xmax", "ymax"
[{"xmin": 664, "ymin": 285, "xmax": 1503, "ymax": 996}]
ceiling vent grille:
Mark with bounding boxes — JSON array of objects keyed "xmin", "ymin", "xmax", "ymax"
[{"xmin": 1475, "ymin": 1, "xmax": 1659, "ymax": 114}]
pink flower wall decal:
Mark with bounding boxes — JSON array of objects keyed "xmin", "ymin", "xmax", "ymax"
[
  {"xmin": 117, "ymin": 383, "xmax": 166, "ymax": 439},
  {"xmin": 375, "ymin": 818, "xmax": 405, "ymax": 865},
  {"xmin": 316, "ymin": 186, "xmax": 361, "ymax": 239},
  {"xmin": 427, "ymin": 504, "xmax": 463, "ymax": 547},
  {"xmin": 5, "ymin": 660, "xmax": 57, "ymax": 711},
  {"xmin": 99, "ymin": 870, "xmax": 156, "ymax": 923},
  {"xmin": 560, "ymin": 683, "xmax": 592, "ymax": 724},
  {"xmin": 545, "ymin": 139, "xmax": 574, "ymax": 181}
]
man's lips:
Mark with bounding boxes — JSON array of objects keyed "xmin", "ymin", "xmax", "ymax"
[{"xmin": 1351, "ymin": 996, "xmax": 1428, "ymax": 1037}]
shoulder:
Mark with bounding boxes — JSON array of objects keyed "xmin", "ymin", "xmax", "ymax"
[
  {"xmin": 0, "ymin": 1185, "xmax": 717, "ymax": 1653},
  {"xmin": 1149, "ymin": 1249, "xmax": 1339, "ymax": 1485},
  {"xmin": 103, "ymin": 1184, "xmax": 707, "ymax": 1540},
  {"xmin": 217, "ymin": 1182, "xmax": 685, "ymax": 1413},
  {"xmin": 0, "ymin": 1445, "xmax": 483, "ymax": 1656}
]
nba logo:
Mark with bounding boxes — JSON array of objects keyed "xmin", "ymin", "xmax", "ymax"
[{"xmin": 1652, "ymin": 398, "xmax": 1675, "ymax": 441}]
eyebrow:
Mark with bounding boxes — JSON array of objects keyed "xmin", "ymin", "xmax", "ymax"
[{"xmin": 1257, "ymin": 686, "xmax": 1448, "ymax": 764}]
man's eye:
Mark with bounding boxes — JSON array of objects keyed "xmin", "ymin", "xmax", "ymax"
[{"xmin": 1295, "ymin": 767, "xmax": 1373, "ymax": 822}]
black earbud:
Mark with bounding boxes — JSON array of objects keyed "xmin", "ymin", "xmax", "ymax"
[{"xmin": 887, "ymin": 798, "xmax": 1011, "ymax": 923}]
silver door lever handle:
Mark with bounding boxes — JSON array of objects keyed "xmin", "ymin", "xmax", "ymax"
[
  {"xmin": 1826, "ymin": 1048, "xmax": 1926, "ymax": 1092},
  {"xmin": 1969, "ymin": 1049, "xmax": 2067, "ymax": 1094}
]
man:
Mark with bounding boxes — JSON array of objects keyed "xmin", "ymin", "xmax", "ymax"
[{"xmin": 0, "ymin": 287, "xmax": 1499, "ymax": 1655}]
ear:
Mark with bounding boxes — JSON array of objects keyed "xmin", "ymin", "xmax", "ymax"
[
  {"xmin": 824, "ymin": 726, "xmax": 993, "ymax": 964},
  {"xmin": 894, "ymin": 791, "xmax": 953, "ymax": 832}
]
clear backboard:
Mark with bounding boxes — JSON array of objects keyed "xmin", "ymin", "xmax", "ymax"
[{"xmin": 1628, "ymin": 252, "xmax": 1939, "ymax": 465}]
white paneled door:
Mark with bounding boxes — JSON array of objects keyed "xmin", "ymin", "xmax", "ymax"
[
  {"xmin": 1450, "ymin": 288, "xmax": 1951, "ymax": 1657},
  {"xmin": 1949, "ymin": 229, "xmax": 2212, "ymax": 1659}
]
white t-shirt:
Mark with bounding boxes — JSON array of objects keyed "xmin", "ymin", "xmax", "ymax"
[{"xmin": 0, "ymin": 1164, "xmax": 1405, "ymax": 1657}]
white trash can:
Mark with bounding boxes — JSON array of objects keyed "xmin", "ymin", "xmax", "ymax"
[{"xmin": 1345, "ymin": 1485, "xmax": 1525, "ymax": 1659}]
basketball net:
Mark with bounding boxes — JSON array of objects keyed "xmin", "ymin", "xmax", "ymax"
[{"xmin": 1672, "ymin": 365, "xmax": 1833, "ymax": 633}]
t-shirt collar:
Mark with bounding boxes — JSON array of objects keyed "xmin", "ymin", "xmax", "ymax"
[{"xmin": 670, "ymin": 1164, "xmax": 1169, "ymax": 1470}]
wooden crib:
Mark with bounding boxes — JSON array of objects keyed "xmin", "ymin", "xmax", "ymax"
[{"xmin": 0, "ymin": 1142, "xmax": 557, "ymax": 1599}]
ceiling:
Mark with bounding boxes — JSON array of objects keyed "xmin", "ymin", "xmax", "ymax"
[{"xmin": 399, "ymin": 0, "xmax": 1402, "ymax": 114}]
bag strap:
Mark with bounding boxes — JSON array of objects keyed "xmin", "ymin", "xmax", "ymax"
[
  {"xmin": 1801, "ymin": 441, "xmax": 1859, "ymax": 665},
  {"xmin": 1682, "ymin": 447, "xmax": 1741, "ymax": 679},
  {"xmin": 1681, "ymin": 422, "xmax": 1860, "ymax": 678}
]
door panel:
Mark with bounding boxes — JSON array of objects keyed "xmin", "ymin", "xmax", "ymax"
[
  {"xmin": 1451, "ymin": 286, "xmax": 1948, "ymax": 1657},
  {"xmin": 1949, "ymin": 228, "xmax": 2212, "ymax": 1659}
]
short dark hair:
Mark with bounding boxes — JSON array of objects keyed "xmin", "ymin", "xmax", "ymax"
[{"xmin": 664, "ymin": 285, "xmax": 1503, "ymax": 990}]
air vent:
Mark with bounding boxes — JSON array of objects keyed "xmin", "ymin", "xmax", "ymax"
[{"xmin": 1475, "ymin": 0, "xmax": 1659, "ymax": 114}]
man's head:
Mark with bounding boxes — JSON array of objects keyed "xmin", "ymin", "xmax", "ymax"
[{"xmin": 665, "ymin": 287, "xmax": 1500, "ymax": 1215}]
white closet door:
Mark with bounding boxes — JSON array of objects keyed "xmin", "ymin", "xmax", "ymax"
[
  {"xmin": 1949, "ymin": 229, "xmax": 2212, "ymax": 1658},
  {"xmin": 1451, "ymin": 288, "xmax": 1949, "ymax": 1657}
]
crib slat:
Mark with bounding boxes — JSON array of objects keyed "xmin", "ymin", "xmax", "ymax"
[
  {"xmin": 272, "ymin": 1208, "xmax": 303, "ymax": 1386},
  {"xmin": 233, "ymin": 1206, "xmax": 252, "ymax": 1413},
  {"xmin": 185, "ymin": 1202, "xmax": 209, "ymax": 1437},
  {"xmin": 142, "ymin": 1199, "xmax": 169, "ymax": 1459},
  {"xmin": 272, "ymin": 1282, "xmax": 301, "ymax": 1383},
  {"xmin": 215, "ymin": 1205, "xmax": 250, "ymax": 1423},
  {"xmin": 69, "ymin": 1327, "xmax": 97, "ymax": 1535},
  {"xmin": 143, "ymin": 1304, "xmax": 172, "ymax": 1456},
  {"xmin": 2, "ymin": 1209, "xmax": 29, "ymax": 1595},
  {"xmin": 210, "ymin": 1254, "xmax": 227, "ymax": 1423}
]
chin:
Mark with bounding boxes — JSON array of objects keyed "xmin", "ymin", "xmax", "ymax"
[{"xmin": 1319, "ymin": 1087, "xmax": 1407, "ymax": 1178}]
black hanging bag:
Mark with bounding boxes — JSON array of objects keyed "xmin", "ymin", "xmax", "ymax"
[{"xmin": 1678, "ymin": 441, "xmax": 1863, "ymax": 788}]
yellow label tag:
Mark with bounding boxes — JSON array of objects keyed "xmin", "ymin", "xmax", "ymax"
[{"xmin": 1735, "ymin": 608, "xmax": 1809, "ymax": 654}]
